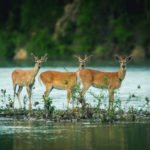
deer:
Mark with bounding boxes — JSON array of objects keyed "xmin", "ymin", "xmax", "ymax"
[
  {"xmin": 12, "ymin": 53, "xmax": 47, "ymax": 110},
  {"xmin": 74, "ymin": 55, "xmax": 92, "ymax": 71},
  {"xmin": 78, "ymin": 55, "xmax": 133, "ymax": 111},
  {"xmin": 39, "ymin": 55, "xmax": 92, "ymax": 109}
]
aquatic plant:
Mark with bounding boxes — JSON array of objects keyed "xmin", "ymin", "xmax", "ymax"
[
  {"xmin": 143, "ymin": 97, "xmax": 150, "ymax": 112},
  {"xmin": 113, "ymin": 98, "xmax": 122, "ymax": 111},
  {"xmin": 23, "ymin": 95, "xmax": 28, "ymax": 110},
  {"xmin": 7, "ymin": 95, "xmax": 13, "ymax": 108},
  {"xmin": 71, "ymin": 83, "xmax": 82, "ymax": 107},
  {"xmin": 1, "ymin": 89, "xmax": 6, "ymax": 105},
  {"xmin": 1, "ymin": 89, "xmax": 6, "ymax": 97},
  {"xmin": 44, "ymin": 97, "xmax": 55, "ymax": 117},
  {"xmin": 137, "ymin": 85, "xmax": 141, "ymax": 89},
  {"xmin": 0, "ymin": 89, "xmax": 13, "ymax": 110},
  {"xmin": 1, "ymin": 89, "xmax": 5, "ymax": 108},
  {"xmin": 89, "ymin": 90, "xmax": 104, "ymax": 109}
]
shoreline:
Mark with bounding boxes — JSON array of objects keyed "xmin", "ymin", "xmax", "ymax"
[{"xmin": 0, "ymin": 108, "xmax": 150, "ymax": 123}]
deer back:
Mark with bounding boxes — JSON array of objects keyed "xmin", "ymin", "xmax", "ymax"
[
  {"xmin": 78, "ymin": 68, "xmax": 123, "ymax": 89},
  {"xmin": 40, "ymin": 71, "xmax": 77, "ymax": 89},
  {"xmin": 12, "ymin": 69, "xmax": 35, "ymax": 86}
]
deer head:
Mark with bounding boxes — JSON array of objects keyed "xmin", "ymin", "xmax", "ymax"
[
  {"xmin": 74, "ymin": 55, "xmax": 92, "ymax": 69},
  {"xmin": 114, "ymin": 55, "xmax": 133, "ymax": 70},
  {"xmin": 31, "ymin": 53, "xmax": 47, "ymax": 69}
]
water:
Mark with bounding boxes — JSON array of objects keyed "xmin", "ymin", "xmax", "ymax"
[
  {"xmin": 0, "ymin": 66, "xmax": 150, "ymax": 150},
  {"xmin": 0, "ymin": 66, "xmax": 150, "ymax": 110},
  {"xmin": 0, "ymin": 119, "xmax": 150, "ymax": 150}
]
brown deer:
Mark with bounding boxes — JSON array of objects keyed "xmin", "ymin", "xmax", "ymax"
[
  {"xmin": 78, "ymin": 55, "xmax": 132, "ymax": 110},
  {"xmin": 12, "ymin": 53, "xmax": 47, "ymax": 109},
  {"xmin": 39, "ymin": 55, "xmax": 92, "ymax": 109},
  {"xmin": 74, "ymin": 55, "xmax": 92, "ymax": 70}
]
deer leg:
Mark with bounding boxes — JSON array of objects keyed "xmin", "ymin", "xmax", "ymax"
[
  {"xmin": 26, "ymin": 86, "xmax": 32, "ymax": 110},
  {"xmin": 80, "ymin": 85, "xmax": 90, "ymax": 106},
  {"xmin": 13, "ymin": 84, "xmax": 17, "ymax": 108},
  {"xmin": 43, "ymin": 86, "xmax": 53, "ymax": 110},
  {"xmin": 67, "ymin": 89, "xmax": 71, "ymax": 110},
  {"xmin": 81, "ymin": 83, "xmax": 91, "ymax": 96},
  {"xmin": 16, "ymin": 86, "xmax": 23, "ymax": 109},
  {"xmin": 109, "ymin": 89, "xmax": 114, "ymax": 111},
  {"xmin": 43, "ymin": 85, "xmax": 53, "ymax": 101}
]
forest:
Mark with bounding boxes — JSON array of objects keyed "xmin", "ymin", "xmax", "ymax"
[{"xmin": 0, "ymin": 0, "xmax": 150, "ymax": 60}]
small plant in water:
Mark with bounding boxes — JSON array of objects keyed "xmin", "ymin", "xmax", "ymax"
[
  {"xmin": 1, "ymin": 89, "xmax": 6, "ymax": 103},
  {"xmin": 113, "ymin": 98, "xmax": 122, "ymax": 111},
  {"xmin": 0, "ymin": 89, "xmax": 8, "ymax": 109},
  {"xmin": 1, "ymin": 89, "xmax": 6, "ymax": 97},
  {"xmin": 44, "ymin": 97, "xmax": 55, "ymax": 117},
  {"xmin": 71, "ymin": 83, "xmax": 81, "ymax": 107},
  {"xmin": 137, "ymin": 85, "xmax": 141, "ymax": 89},
  {"xmin": 89, "ymin": 90, "xmax": 103, "ymax": 109},
  {"xmin": 144, "ymin": 97, "xmax": 150, "ymax": 112},
  {"xmin": 7, "ymin": 95, "xmax": 13, "ymax": 108},
  {"xmin": 23, "ymin": 95, "xmax": 28, "ymax": 110},
  {"xmin": 145, "ymin": 97, "xmax": 150, "ymax": 104},
  {"xmin": 128, "ymin": 106, "xmax": 138, "ymax": 114}
]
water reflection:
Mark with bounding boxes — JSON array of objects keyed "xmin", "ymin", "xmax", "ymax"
[{"xmin": 0, "ymin": 119, "xmax": 150, "ymax": 150}]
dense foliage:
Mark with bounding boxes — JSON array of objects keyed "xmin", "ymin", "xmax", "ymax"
[{"xmin": 0, "ymin": 0, "xmax": 150, "ymax": 60}]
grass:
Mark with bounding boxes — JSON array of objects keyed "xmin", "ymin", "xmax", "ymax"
[{"xmin": 0, "ymin": 107, "xmax": 150, "ymax": 123}]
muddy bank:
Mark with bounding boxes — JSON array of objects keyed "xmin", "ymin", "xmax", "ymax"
[{"xmin": 0, "ymin": 108, "xmax": 150, "ymax": 123}]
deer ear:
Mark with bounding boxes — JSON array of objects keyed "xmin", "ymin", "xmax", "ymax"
[
  {"xmin": 126, "ymin": 56, "xmax": 133, "ymax": 62},
  {"xmin": 85, "ymin": 55, "xmax": 93, "ymax": 61},
  {"xmin": 74, "ymin": 55, "xmax": 81, "ymax": 61},
  {"xmin": 41, "ymin": 53, "xmax": 47, "ymax": 62},
  {"xmin": 32, "ymin": 57, "xmax": 35, "ymax": 61},
  {"xmin": 114, "ymin": 55, "xmax": 121, "ymax": 62},
  {"xmin": 31, "ymin": 53, "xmax": 38, "ymax": 62}
]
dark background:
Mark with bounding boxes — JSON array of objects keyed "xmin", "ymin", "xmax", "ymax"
[{"xmin": 0, "ymin": 0, "xmax": 150, "ymax": 61}]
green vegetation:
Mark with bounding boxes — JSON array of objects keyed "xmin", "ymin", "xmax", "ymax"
[
  {"xmin": 44, "ymin": 97, "xmax": 55, "ymax": 118},
  {"xmin": 0, "ymin": 85, "xmax": 150, "ymax": 123},
  {"xmin": 0, "ymin": 0, "xmax": 150, "ymax": 60}
]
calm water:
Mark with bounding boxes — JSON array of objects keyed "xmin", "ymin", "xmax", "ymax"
[
  {"xmin": 0, "ymin": 119, "xmax": 150, "ymax": 150},
  {"xmin": 0, "ymin": 66, "xmax": 150, "ymax": 110},
  {"xmin": 0, "ymin": 66, "xmax": 150, "ymax": 150}
]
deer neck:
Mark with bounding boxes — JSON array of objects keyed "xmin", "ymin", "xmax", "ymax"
[
  {"xmin": 32, "ymin": 63, "xmax": 40, "ymax": 77},
  {"xmin": 78, "ymin": 64, "xmax": 84, "ymax": 70},
  {"xmin": 118, "ymin": 66, "xmax": 126, "ymax": 82}
]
